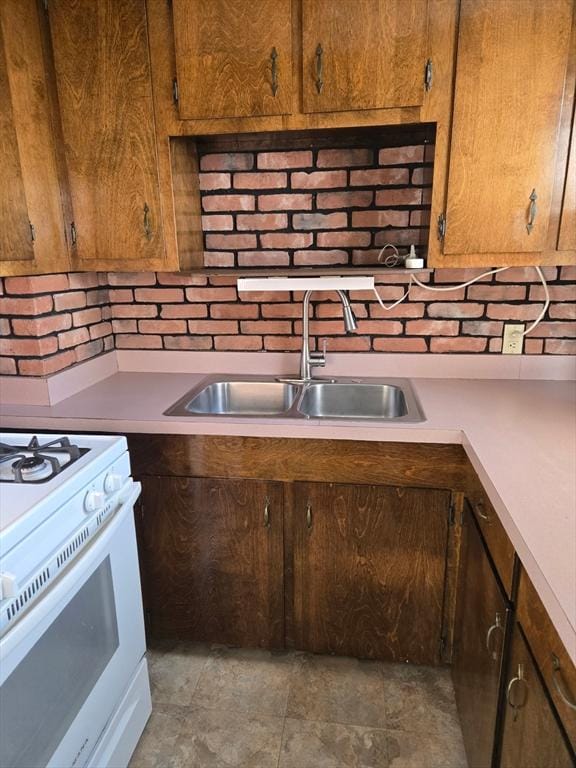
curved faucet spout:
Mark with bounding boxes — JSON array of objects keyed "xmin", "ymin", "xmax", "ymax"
[{"xmin": 299, "ymin": 289, "xmax": 358, "ymax": 381}]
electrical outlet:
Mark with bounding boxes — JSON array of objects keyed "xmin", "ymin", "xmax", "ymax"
[{"xmin": 502, "ymin": 324, "xmax": 525, "ymax": 355}]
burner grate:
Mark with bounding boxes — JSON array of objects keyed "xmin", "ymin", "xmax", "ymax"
[{"xmin": 0, "ymin": 436, "xmax": 88, "ymax": 484}]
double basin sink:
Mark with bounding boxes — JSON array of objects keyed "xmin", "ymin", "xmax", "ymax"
[{"xmin": 165, "ymin": 375, "xmax": 425, "ymax": 422}]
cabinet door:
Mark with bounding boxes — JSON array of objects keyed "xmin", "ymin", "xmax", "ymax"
[
  {"xmin": 172, "ymin": 0, "xmax": 293, "ymax": 120},
  {"xmin": 444, "ymin": 0, "xmax": 574, "ymax": 256},
  {"xmin": 47, "ymin": 0, "xmax": 165, "ymax": 269},
  {"xmin": 500, "ymin": 623, "xmax": 574, "ymax": 768},
  {"xmin": 558, "ymin": 112, "xmax": 576, "ymax": 252},
  {"xmin": 0, "ymin": 0, "xmax": 69, "ymax": 275},
  {"xmin": 137, "ymin": 476, "xmax": 284, "ymax": 648},
  {"xmin": 452, "ymin": 503, "xmax": 509, "ymax": 768},
  {"xmin": 302, "ymin": 0, "xmax": 428, "ymax": 114},
  {"xmin": 292, "ymin": 482, "xmax": 450, "ymax": 664}
]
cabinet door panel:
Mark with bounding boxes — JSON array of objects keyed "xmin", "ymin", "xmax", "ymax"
[
  {"xmin": 452, "ymin": 505, "xmax": 509, "ymax": 768},
  {"xmin": 302, "ymin": 0, "xmax": 428, "ymax": 114},
  {"xmin": 48, "ymin": 0, "xmax": 164, "ymax": 267},
  {"xmin": 558, "ymin": 113, "xmax": 576, "ymax": 251},
  {"xmin": 292, "ymin": 482, "xmax": 450, "ymax": 664},
  {"xmin": 172, "ymin": 0, "xmax": 293, "ymax": 120},
  {"xmin": 500, "ymin": 624, "xmax": 574, "ymax": 768},
  {"xmin": 138, "ymin": 476, "xmax": 284, "ymax": 648},
  {"xmin": 444, "ymin": 0, "xmax": 573, "ymax": 255},
  {"xmin": 0, "ymin": 0, "xmax": 69, "ymax": 274}
]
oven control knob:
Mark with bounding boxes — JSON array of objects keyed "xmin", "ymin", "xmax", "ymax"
[
  {"xmin": 84, "ymin": 490, "xmax": 105, "ymax": 513},
  {"xmin": 104, "ymin": 473, "xmax": 123, "ymax": 494},
  {"xmin": 0, "ymin": 572, "xmax": 18, "ymax": 601}
]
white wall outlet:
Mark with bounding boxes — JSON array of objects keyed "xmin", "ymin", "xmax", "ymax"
[{"xmin": 502, "ymin": 324, "xmax": 525, "ymax": 355}]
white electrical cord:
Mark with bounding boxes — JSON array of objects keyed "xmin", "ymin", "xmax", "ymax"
[{"xmin": 372, "ymin": 255, "xmax": 550, "ymax": 337}]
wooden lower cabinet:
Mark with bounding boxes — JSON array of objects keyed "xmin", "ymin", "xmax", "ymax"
[
  {"xmin": 137, "ymin": 476, "xmax": 284, "ymax": 648},
  {"xmin": 500, "ymin": 623, "xmax": 575, "ymax": 768},
  {"xmin": 291, "ymin": 481, "xmax": 451, "ymax": 664},
  {"xmin": 452, "ymin": 502, "xmax": 510, "ymax": 768}
]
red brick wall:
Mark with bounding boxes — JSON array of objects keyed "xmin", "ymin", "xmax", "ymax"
[
  {"xmin": 1, "ymin": 266, "xmax": 574, "ymax": 375},
  {"xmin": 198, "ymin": 144, "xmax": 431, "ymax": 269}
]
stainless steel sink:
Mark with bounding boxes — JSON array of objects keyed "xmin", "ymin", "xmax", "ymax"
[
  {"xmin": 164, "ymin": 375, "xmax": 424, "ymax": 422},
  {"xmin": 297, "ymin": 382, "xmax": 409, "ymax": 420},
  {"xmin": 167, "ymin": 379, "xmax": 299, "ymax": 416}
]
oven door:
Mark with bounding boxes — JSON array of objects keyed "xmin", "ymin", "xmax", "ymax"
[{"xmin": 0, "ymin": 482, "xmax": 145, "ymax": 768}]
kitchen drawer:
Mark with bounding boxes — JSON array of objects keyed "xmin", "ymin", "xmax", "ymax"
[
  {"xmin": 466, "ymin": 481, "xmax": 516, "ymax": 599},
  {"xmin": 517, "ymin": 567, "xmax": 576, "ymax": 750}
]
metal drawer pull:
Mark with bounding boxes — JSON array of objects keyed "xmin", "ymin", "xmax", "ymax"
[
  {"xmin": 270, "ymin": 48, "xmax": 279, "ymax": 96},
  {"xmin": 315, "ymin": 44, "xmax": 324, "ymax": 94},
  {"xmin": 526, "ymin": 188, "xmax": 537, "ymax": 234},
  {"xmin": 306, "ymin": 503, "xmax": 312, "ymax": 529},
  {"xmin": 143, "ymin": 203, "xmax": 152, "ymax": 240},
  {"xmin": 552, "ymin": 654, "xmax": 576, "ymax": 710},
  {"xmin": 507, "ymin": 664, "xmax": 528, "ymax": 722},
  {"xmin": 476, "ymin": 501, "xmax": 490, "ymax": 523},
  {"xmin": 264, "ymin": 498, "xmax": 271, "ymax": 528},
  {"xmin": 486, "ymin": 613, "xmax": 503, "ymax": 660}
]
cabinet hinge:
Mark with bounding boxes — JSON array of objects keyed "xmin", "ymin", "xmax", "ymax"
[
  {"xmin": 424, "ymin": 59, "xmax": 433, "ymax": 91},
  {"xmin": 70, "ymin": 222, "xmax": 77, "ymax": 246},
  {"xmin": 29, "ymin": 221, "xmax": 36, "ymax": 243},
  {"xmin": 448, "ymin": 501, "xmax": 455, "ymax": 526},
  {"xmin": 437, "ymin": 213, "xmax": 446, "ymax": 240},
  {"xmin": 439, "ymin": 634, "xmax": 447, "ymax": 655},
  {"xmin": 172, "ymin": 77, "xmax": 179, "ymax": 106},
  {"xmin": 43, "ymin": 0, "xmax": 48, "ymax": 10}
]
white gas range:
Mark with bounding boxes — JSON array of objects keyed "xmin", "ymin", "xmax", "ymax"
[{"xmin": 0, "ymin": 432, "xmax": 151, "ymax": 768}]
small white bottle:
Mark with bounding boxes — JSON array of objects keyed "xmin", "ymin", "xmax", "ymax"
[{"xmin": 405, "ymin": 244, "xmax": 425, "ymax": 269}]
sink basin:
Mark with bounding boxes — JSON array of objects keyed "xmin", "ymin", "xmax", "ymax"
[
  {"xmin": 297, "ymin": 382, "xmax": 409, "ymax": 420},
  {"xmin": 164, "ymin": 375, "xmax": 424, "ymax": 422},
  {"xmin": 166, "ymin": 379, "xmax": 299, "ymax": 416}
]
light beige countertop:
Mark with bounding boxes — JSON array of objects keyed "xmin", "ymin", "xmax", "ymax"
[{"xmin": 1, "ymin": 369, "xmax": 575, "ymax": 664}]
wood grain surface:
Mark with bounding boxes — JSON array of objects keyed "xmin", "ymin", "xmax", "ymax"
[
  {"xmin": 301, "ymin": 0, "xmax": 428, "ymax": 114},
  {"xmin": 172, "ymin": 0, "xmax": 293, "ymax": 120},
  {"xmin": 47, "ymin": 0, "xmax": 165, "ymax": 269},
  {"xmin": 558, "ymin": 105, "xmax": 576, "ymax": 251},
  {"xmin": 444, "ymin": 0, "xmax": 573, "ymax": 256},
  {"xmin": 500, "ymin": 623, "xmax": 575, "ymax": 768},
  {"xmin": 452, "ymin": 504, "xmax": 510, "ymax": 768},
  {"xmin": 127, "ymin": 435, "xmax": 471, "ymax": 491},
  {"xmin": 137, "ymin": 475, "xmax": 285, "ymax": 647},
  {"xmin": 291, "ymin": 481, "xmax": 451, "ymax": 663}
]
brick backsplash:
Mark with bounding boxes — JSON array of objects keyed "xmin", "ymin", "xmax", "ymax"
[
  {"xmin": 1, "ymin": 266, "xmax": 575, "ymax": 375},
  {"xmin": 198, "ymin": 143, "xmax": 431, "ymax": 269}
]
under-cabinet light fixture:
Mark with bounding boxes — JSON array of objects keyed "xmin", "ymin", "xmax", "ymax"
[{"xmin": 237, "ymin": 276, "xmax": 375, "ymax": 292}]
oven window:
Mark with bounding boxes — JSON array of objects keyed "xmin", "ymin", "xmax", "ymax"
[{"xmin": 0, "ymin": 557, "xmax": 119, "ymax": 768}]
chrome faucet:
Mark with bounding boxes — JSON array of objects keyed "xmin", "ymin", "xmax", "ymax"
[{"xmin": 298, "ymin": 290, "xmax": 358, "ymax": 382}]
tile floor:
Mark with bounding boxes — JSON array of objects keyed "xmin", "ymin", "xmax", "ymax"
[{"xmin": 129, "ymin": 643, "xmax": 468, "ymax": 768}]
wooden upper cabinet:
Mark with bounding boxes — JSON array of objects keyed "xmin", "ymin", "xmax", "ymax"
[
  {"xmin": 558, "ymin": 109, "xmax": 576, "ymax": 251},
  {"xmin": 172, "ymin": 0, "xmax": 293, "ymax": 120},
  {"xmin": 47, "ymin": 0, "xmax": 165, "ymax": 269},
  {"xmin": 301, "ymin": 0, "xmax": 429, "ymax": 114},
  {"xmin": 443, "ymin": 0, "xmax": 574, "ymax": 256},
  {"xmin": 291, "ymin": 481, "xmax": 450, "ymax": 664},
  {"xmin": 0, "ymin": 0, "xmax": 69, "ymax": 276}
]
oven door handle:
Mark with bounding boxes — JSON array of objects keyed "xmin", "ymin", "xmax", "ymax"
[{"xmin": 0, "ymin": 481, "xmax": 141, "ymax": 665}]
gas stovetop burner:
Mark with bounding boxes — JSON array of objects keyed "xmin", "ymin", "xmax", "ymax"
[{"xmin": 0, "ymin": 436, "xmax": 89, "ymax": 484}]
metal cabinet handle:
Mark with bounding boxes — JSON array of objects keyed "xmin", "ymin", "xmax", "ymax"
[
  {"xmin": 306, "ymin": 503, "xmax": 312, "ymax": 529},
  {"xmin": 486, "ymin": 613, "xmax": 503, "ymax": 661},
  {"xmin": 264, "ymin": 498, "xmax": 271, "ymax": 528},
  {"xmin": 143, "ymin": 203, "xmax": 152, "ymax": 240},
  {"xmin": 476, "ymin": 501, "xmax": 490, "ymax": 523},
  {"xmin": 526, "ymin": 188, "xmax": 538, "ymax": 234},
  {"xmin": 507, "ymin": 664, "xmax": 528, "ymax": 722},
  {"xmin": 315, "ymin": 44, "xmax": 324, "ymax": 94},
  {"xmin": 552, "ymin": 654, "xmax": 576, "ymax": 710},
  {"xmin": 270, "ymin": 47, "xmax": 279, "ymax": 96}
]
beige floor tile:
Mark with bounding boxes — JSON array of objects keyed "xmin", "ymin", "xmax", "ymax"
[
  {"xmin": 385, "ymin": 727, "xmax": 468, "ymax": 768},
  {"xmin": 147, "ymin": 642, "xmax": 211, "ymax": 707},
  {"xmin": 279, "ymin": 717, "xmax": 391, "ymax": 768},
  {"xmin": 192, "ymin": 646, "xmax": 296, "ymax": 717},
  {"xmin": 286, "ymin": 654, "xmax": 388, "ymax": 729},
  {"xmin": 128, "ymin": 703, "xmax": 190, "ymax": 768},
  {"xmin": 171, "ymin": 705, "xmax": 284, "ymax": 767}
]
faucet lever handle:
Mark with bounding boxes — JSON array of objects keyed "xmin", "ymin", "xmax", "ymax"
[{"xmin": 321, "ymin": 338, "xmax": 327, "ymax": 356}]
